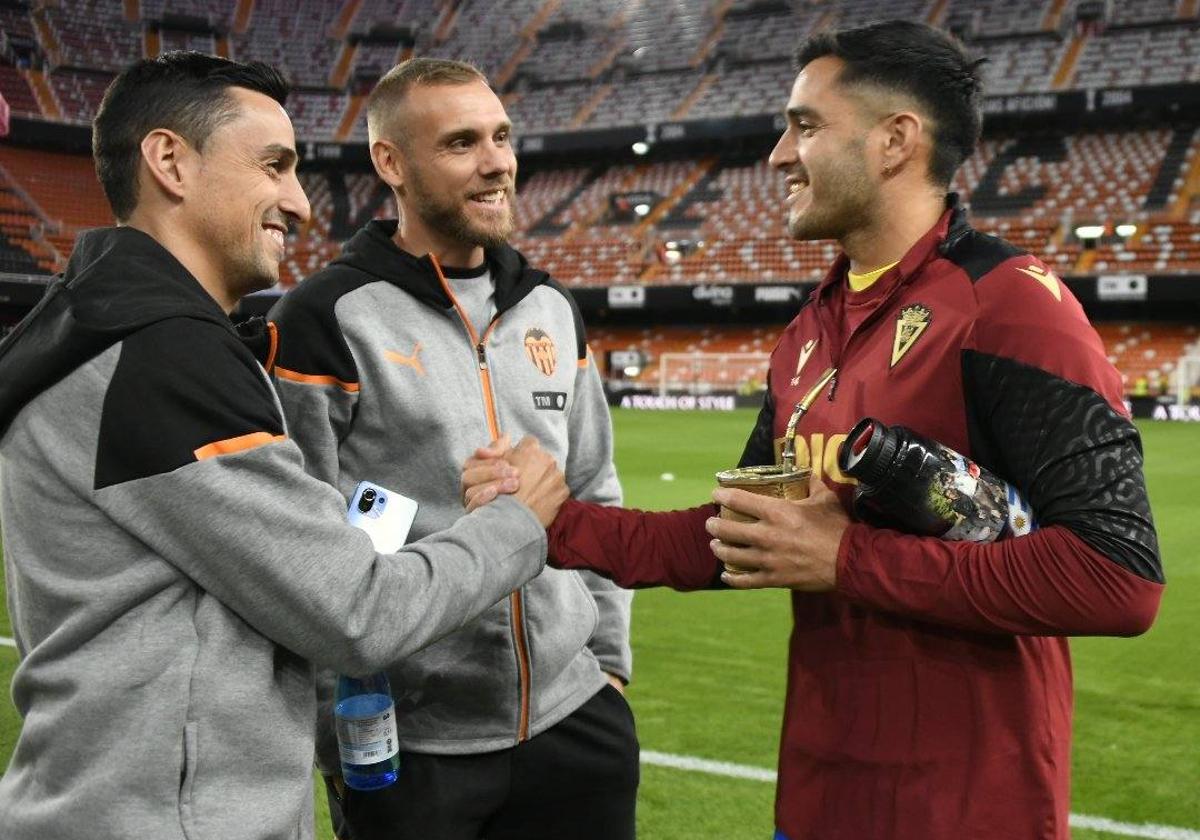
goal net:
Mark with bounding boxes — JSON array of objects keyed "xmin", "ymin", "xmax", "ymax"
[
  {"xmin": 1174, "ymin": 356, "xmax": 1200, "ymax": 405},
  {"xmin": 657, "ymin": 352, "xmax": 770, "ymax": 396}
]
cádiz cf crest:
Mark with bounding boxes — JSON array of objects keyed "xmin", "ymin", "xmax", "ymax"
[
  {"xmin": 524, "ymin": 327, "xmax": 557, "ymax": 376},
  {"xmin": 891, "ymin": 304, "xmax": 932, "ymax": 368}
]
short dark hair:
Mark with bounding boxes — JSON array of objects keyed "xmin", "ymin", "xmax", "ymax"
[
  {"xmin": 93, "ymin": 51, "xmax": 289, "ymax": 221},
  {"xmin": 795, "ymin": 21, "xmax": 984, "ymax": 187},
  {"xmin": 366, "ymin": 57, "xmax": 488, "ymax": 146}
]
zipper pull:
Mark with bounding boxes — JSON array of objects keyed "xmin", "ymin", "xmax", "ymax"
[
  {"xmin": 476, "ymin": 343, "xmax": 488, "ymax": 370},
  {"xmin": 828, "ymin": 374, "xmax": 838, "ymax": 401}
]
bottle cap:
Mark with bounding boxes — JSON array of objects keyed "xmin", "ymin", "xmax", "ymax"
[{"xmin": 838, "ymin": 417, "xmax": 898, "ymax": 487}]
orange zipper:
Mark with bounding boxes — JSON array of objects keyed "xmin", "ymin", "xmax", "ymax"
[{"xmin": 431, "ymin": 255, "xmax": 533, "ymax": 743}]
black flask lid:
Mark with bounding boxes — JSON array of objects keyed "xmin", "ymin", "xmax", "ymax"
[{"xmin": 839, "ymin": 417, "xmax": 899, "ymax": 487}]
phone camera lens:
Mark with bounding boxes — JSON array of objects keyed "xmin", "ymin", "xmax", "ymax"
[{"xmin": 358, "ymin": 488, "xmax": 376, "ymax": 514}]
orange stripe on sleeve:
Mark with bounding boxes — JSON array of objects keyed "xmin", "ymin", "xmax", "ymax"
[
  {"xmin": 193, "ymin": 431, "xmax": 287, "ymax": 461},
  {"xmin": 274, "ymin": 365, "xmax": 360, "ymax": 392}
]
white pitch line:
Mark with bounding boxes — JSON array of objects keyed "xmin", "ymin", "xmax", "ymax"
[
  {"xmin": 0, "ymin": 635, "xmax": 15, "ymax": 649},
  {"xmin": 640, "ymin": 750, "xmax": 1200, "ymax": 840},
  {"xmin": 1068, "ymin": 815, "xmax": 1200, "ymax": 840},
  {"xmin": 641, "ymin": 750, "xmax": 777, "ymax": 783}
]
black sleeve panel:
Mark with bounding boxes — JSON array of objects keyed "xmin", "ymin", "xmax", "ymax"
[
  {"xmin": 95, "ymin": 318, "xmax": 285, "ymax": 489},
  {"xmin": 961, "ymin": 349, "xmax": 1162, "ymax": 584},
  {"xmin": 738, "ymin": 371, "xmax": 777, "ymax": 468},
  {"xmin": 267, "ymin": 270, "xmax": 364, "ymax": 383},
  {"xmin": 939, "ymin": 227, "xmax": 1027, "ymax": 283},
  {"xmin": 544, "ymin": 277, "xmax": 588, "ymax": 360}
]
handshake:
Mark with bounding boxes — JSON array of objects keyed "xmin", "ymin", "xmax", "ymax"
[{"xmin": 460, "ymin": 434, "xmax": 568, "ymax": 527}]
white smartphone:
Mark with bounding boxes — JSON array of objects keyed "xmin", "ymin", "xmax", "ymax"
[{"xmin": 346, "ymin": 480, "xmax": 419, "ymax": 553}]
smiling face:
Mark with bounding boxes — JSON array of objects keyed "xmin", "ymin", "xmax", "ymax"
[
  {"xmin": 768, "ymin": 56, "xmax": 879, "ymax": 244},
  {"xmin": 187, "ymin": 87, "xmax": 310, "ymax": 298},
  {"xmin": 389, "ymin": 80, "xmax": 517, "ymax": 262}
]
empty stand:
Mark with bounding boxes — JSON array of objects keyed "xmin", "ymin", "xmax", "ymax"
[
  {"xmin": 287, "ymin": 91, "xmax": 350, "ymax": 141},
  {"xmin": 943, "ymin": 0, "xmax": 1054, "ymax": 38},
  {"xmin": 1072, "ymin": 25, "xmax": 1200, "ymax": 89},
  {"xmin": 232, "ymin": 0, "xmax": 341, "ymax": 88},
  {"xmin": 585, "ymin": 69, "xmax": 705, "ymax": 128},
  {"xmin": 973, "ymin": 36, "xmax": 1064, "ymax": 95},
  {"xmin": 140, "ymin": 0, "xmax": 238, "ymax": 27},
  {"xmin": 687, "ymin": 60, "xmax": 794, "ymax": 120},
  {"xmin": 614, "ymin": 0, "xmax": 715, "ymax": 73},
  {"xmin": 0, "ymin": 65, "xmax": 42, "ymax": 119},
  {"xmin": 715, "ymin": 8, "xmax": 816, "ymax": 63},
  {"xmin": 348, "ymin": 0, "xmax": 440, "ymax": 34},
  {"xmin": 1094, "ymin": 322, "xmax": 1200, "ymax": 395},
  {"xmin": 158, "ymin": 30, "xmax": 218, "ymax": 55},
  {"xmin": 505, "ymin": 81, "xmax": 597, "ymax": 134},
  {"xmin": 44, "ymin": 1, "xmax": 141, "ymax": 73},
  {"xmin": 48, "ymin": 69, "xmax": 112, "ymax": 124},
  {"xmin": 424, "ymin": 0, "xmax": 545, "ymax": 82}
]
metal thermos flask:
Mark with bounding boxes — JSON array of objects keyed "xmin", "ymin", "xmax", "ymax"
[{"xmin": 837, "ymin": 417, "xmax": 1036, "ymax": 543}]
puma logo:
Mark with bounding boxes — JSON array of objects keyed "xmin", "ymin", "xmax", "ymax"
[{"xmin": 385, "ymin": 343, "xmax": 425, "ymax": 377}]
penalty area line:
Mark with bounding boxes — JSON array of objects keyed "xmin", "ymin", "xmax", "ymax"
[{"xmin": 640, "ymin": 750, "xmax": 1200, "ymax": 840}]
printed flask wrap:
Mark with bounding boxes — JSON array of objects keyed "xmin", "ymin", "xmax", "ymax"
[{"xmin": 837, "ymin": 417, "xmax": 1036, "ymax": 543}]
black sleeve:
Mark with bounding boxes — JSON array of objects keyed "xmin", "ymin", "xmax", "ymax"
[
  {"xmin": 268, "ymin": 271, "xmax": 361, "ymax": 384},
  {"xmin": 738, "ymin": 371, "xmax": 777, "ymax": 468},
  {"xmin": 962, "ymin": 350, "xmax": 1162, "ymax": 583},
  {"xmin": 95, "ymin": 318, "xmax": 284, "ymax": 489}
]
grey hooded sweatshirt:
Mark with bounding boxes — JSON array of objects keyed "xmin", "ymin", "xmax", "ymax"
[
  {"xmin": 268, "ymin": 220, "xmax": 632, "ymax": 761},
  {"xmin": 0, "ymin": 227, "xmax": 548, "ymax": 840}
]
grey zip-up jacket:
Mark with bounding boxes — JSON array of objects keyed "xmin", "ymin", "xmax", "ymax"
[
  {"xmin": 0, "ymin": 227, "xmax": 548, "ymax": 840},
  {"xmin": 268, "ymin": 219, "xmax": 632, "ymax": 759}
]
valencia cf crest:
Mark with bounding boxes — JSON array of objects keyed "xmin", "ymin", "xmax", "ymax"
[
  {"xmin": 524, "ymin": 328, "xmax": 557, "ymax": 377},
  {"xmin": 891, "ymin": 304, "xmax": 931, "ymax": 368}
]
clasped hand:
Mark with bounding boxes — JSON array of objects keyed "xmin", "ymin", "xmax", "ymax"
[{"xmin": 460, "ymin": 434, "xmax": 567, "ymax": 527}]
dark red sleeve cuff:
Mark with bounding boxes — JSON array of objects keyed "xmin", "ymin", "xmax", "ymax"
[
  {"xmin": 547, "ymin": 499, "xmax": 724, "ymax": 590},
  {"xmin": 836, "ymin": 522, "xmax": 1162, "ymax": 637}
]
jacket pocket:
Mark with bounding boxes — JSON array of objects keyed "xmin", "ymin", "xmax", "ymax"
[
  {"xmin": 569, "ymin": 568, "xmax": 601, "ymax": 642},
  {"xmin": 178, "ymin": 722, "xmax": 199, "ymax": 838}
]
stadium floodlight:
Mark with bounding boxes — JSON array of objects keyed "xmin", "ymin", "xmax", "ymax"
[
  {"xmin": 634, "ymin": 203, "xmax": 651, "ymax": 216},
  {"xmin": 1075, "ymin": 224, "xmax": 1105, "ymax": 239},
  {"xmin": 632, "ymin": 141, "xmax": 650, "ymax": 155},
  {"xmin": 1115, "ymin": 223, "xmax": 1137, "ymax": 237}
]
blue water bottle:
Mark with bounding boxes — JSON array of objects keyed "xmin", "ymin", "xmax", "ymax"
[{"xmin": 334, "ymin": 671, "xmax": 400, "ymax": 791}]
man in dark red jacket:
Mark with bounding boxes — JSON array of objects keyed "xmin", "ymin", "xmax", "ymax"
[{"xmin": 466, "ymin": 20, "xmax": 1163, "ymax": 840}]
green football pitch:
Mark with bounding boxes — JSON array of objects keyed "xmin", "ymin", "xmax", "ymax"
[{"xmin": 1, "ymin": 411, "xmax": 1197, "ymax": 839}]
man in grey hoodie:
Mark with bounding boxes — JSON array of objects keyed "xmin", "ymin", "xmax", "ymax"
[
  {"xmin": 0, "ymin": 52, "xmax": 567, "ymax": 840},
  {"xmin": 269, "ymin": 58, "xmax": 638, "ymax": 840}
]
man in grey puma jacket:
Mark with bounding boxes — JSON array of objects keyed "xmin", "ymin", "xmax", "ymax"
[
  {"xmin": 0, "ymin": 53, "xmax": 560, "ymax": 840},
  {"xmin": 268, "ymin": 58, "xmax": 636, "ymax": 840}
]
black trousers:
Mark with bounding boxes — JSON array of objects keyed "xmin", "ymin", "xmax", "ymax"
[{"xmin": 326, "ymin": 685, "xmax": 640, "ymax": 840}]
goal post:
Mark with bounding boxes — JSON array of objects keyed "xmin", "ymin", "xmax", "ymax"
[
  {"xmin": 657, "ymin": 352, "xmax": 770, "ymax": 396},
  {"xmin": 1175, "ymin": 356, "xmax": 1200, "ymax": 406}
]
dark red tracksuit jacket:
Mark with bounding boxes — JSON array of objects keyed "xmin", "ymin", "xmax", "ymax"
[{"xmin": 549, "ymin": 197, "xmax": 1163, "ymax": 840}]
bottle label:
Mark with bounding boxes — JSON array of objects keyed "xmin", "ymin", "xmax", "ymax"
[
  {"xmin": 935, "ymin": 445, "xmax": 1034, "ymax": 542},
  {"xmin": 1004, "ymin": 482, "xmax": 1037, "ymax": 538},
  {"xmin": 335, "ymin": 701, "xmax": 400, "ymax": 766}
]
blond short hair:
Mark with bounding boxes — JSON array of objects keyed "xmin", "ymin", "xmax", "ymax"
[{"xmin": 366, "ymin": 57, "xmax": 489, "ymax": 147}]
